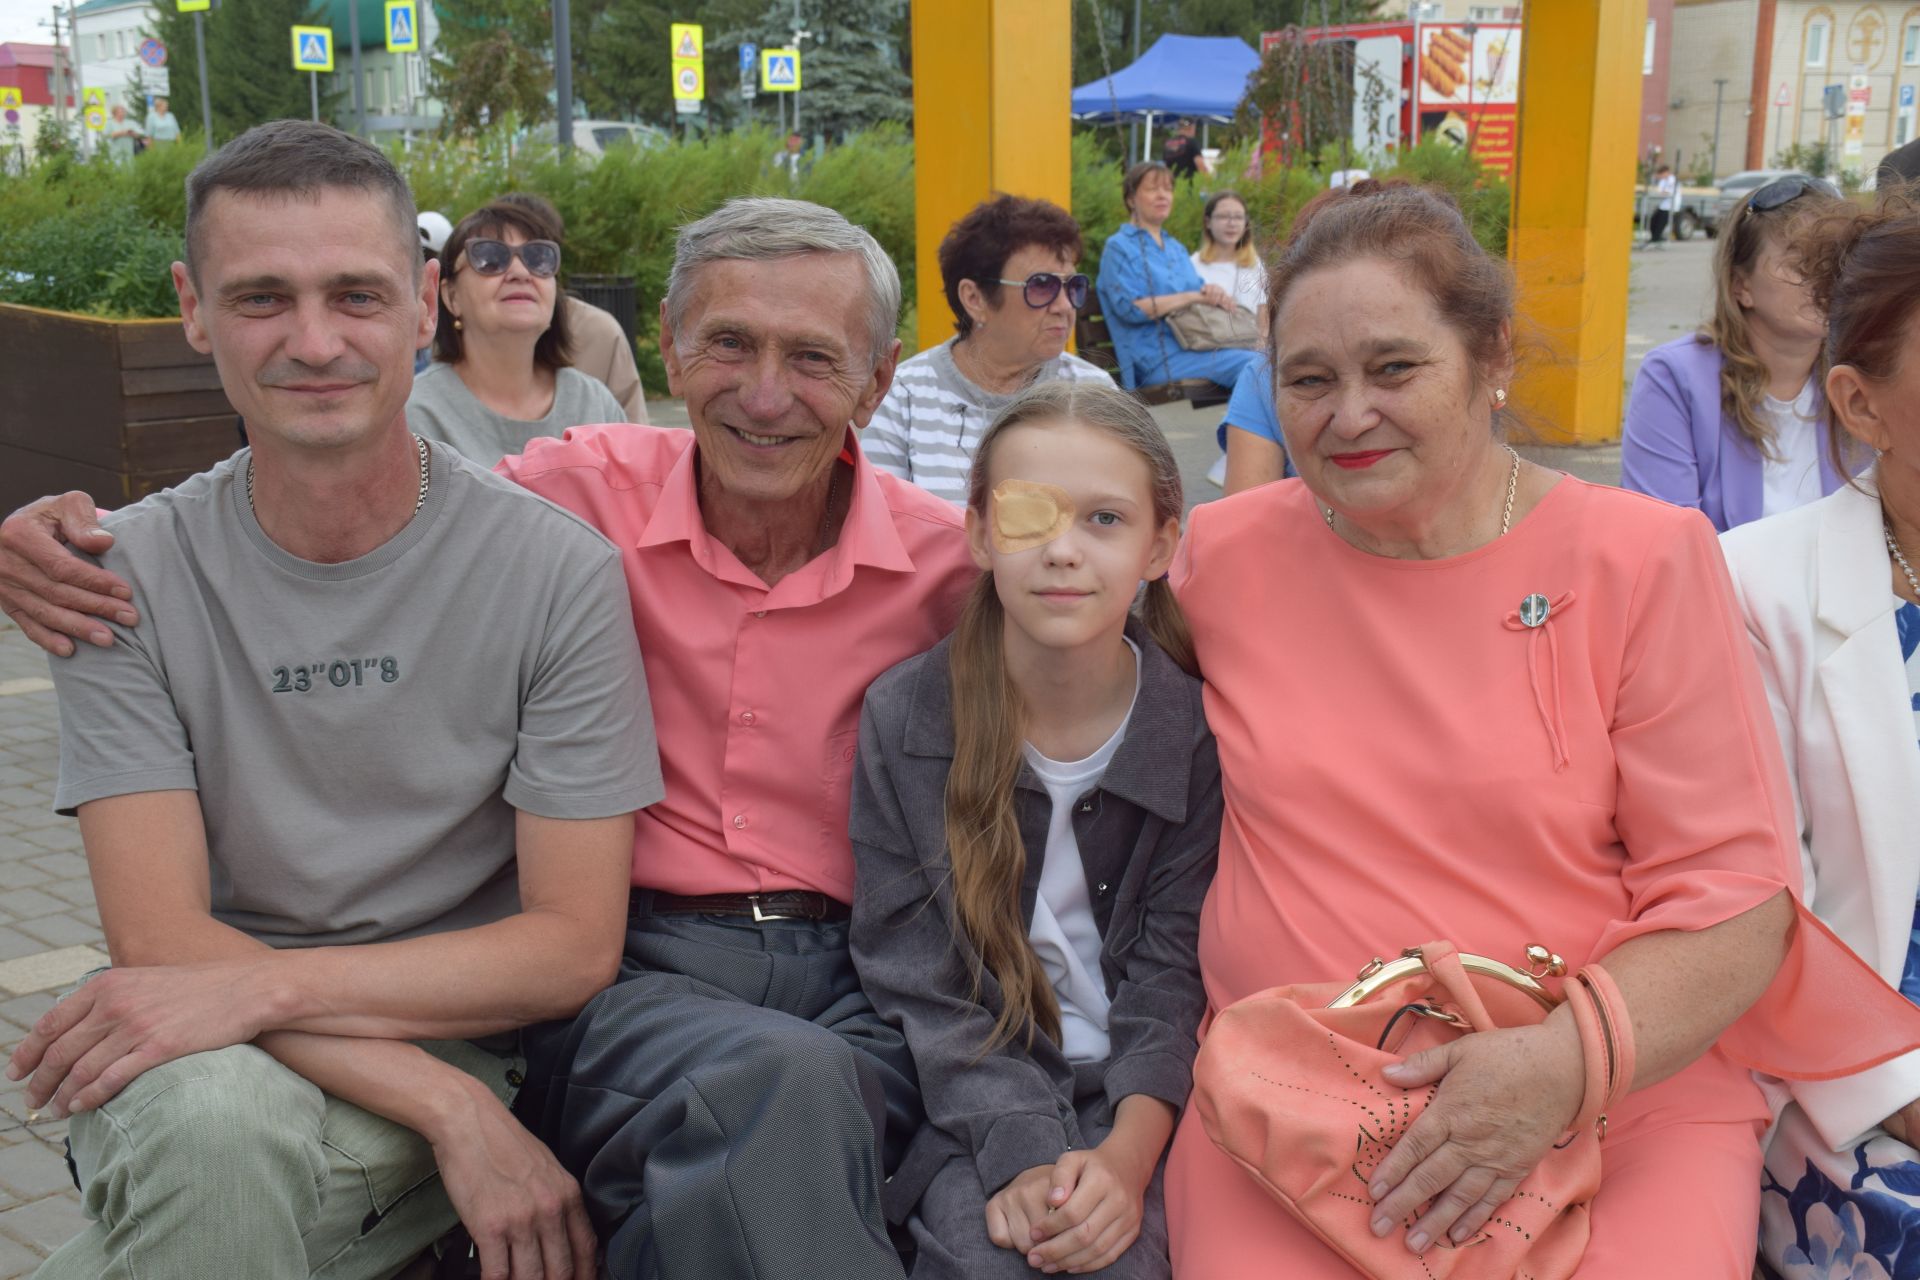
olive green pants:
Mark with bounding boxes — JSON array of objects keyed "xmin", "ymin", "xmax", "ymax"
[{"xmin": 34, "ymin": 1037, "xmax": 520, "ymax": 1280}]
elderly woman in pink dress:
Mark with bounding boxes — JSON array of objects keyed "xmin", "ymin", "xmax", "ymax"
[{"xmin": 1164, "ymin": 180, "xmax": 1920, "ymax": 1278}]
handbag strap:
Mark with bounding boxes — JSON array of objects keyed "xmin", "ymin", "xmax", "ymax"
[
  {"xmin": 1127, "ymin": 225, "xmax": 1180, "ymax": 389},
  {"xmin": 1563, "ymin": 964, "xmax": 1634, "ymax": 1141}
]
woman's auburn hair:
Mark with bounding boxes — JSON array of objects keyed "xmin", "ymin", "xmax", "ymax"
[
  {"xmin": 945, "ymin": 381, "xmax": 1196, "ymax": 1055},
  {"xmin": 938, "ymin": 194, "xmax": 1084, "ymax": 340},
  {"xmin": 1704, "ymin": 186, "xmax": 1846, "ymax": 462},
  {"xmin": 1788, "ymin": 180, "xmax": 1920, "ymax": 481},
  {"xmin": 1196, "ymin": 189, "xmax": 1260, "ymax": 269},
  {"xmin": 434, "ymin": 194, "xmax": 574, "ymax": 371}
]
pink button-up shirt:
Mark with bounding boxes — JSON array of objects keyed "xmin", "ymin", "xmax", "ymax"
[{"xmin": 498, "ymin": 424, "xmax": 975, "ymax": 902}]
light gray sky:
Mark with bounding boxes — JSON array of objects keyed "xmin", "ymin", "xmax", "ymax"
[{"xmin": 0, "ymin": 0, "xmax": 64, "ymax": 48}]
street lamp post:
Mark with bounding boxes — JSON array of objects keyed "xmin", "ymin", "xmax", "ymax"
[
  {"xmin": 553, "ymin": 0, "xmax": 572, "ymax": 149},
  {"xmin": 1710, "ymin": 77, "xmax": 1727, "ymax": 180}
]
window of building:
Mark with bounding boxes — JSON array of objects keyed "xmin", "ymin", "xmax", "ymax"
[
  {"xmin": 94, "ymin": 33, "xmax": 109, "ymax": 59},
  {"xmin": 1905, "ymin": 22, "xmax": 1920, "ymax": 66},
  {"xmin": 1644, "ymin": 18, "xmax": 1657, "ymax": 75},
  {"xmin": 1808, "ymin": 19, "xmax": 1830, "ymax": 67},
  {"xmin": 117, "ymin": 29, "xmax": 131, "ymax": 57}
]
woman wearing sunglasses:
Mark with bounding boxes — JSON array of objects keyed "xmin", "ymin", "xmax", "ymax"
[
  {"xmin": 407, "ymin": 197, "xmax": 628, "ymax": 468},
  {"xmin": 1622, "ymin": 174, "xmax": 1849, "ymax": 531},
  {"xmin": 865, "ymin": 195, "xmax": 1115, "ymax": 504}
]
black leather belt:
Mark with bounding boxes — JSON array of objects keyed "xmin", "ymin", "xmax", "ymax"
[{"xmin": 646, "ymin": 890, "xmax": 850, "ymax": 923}]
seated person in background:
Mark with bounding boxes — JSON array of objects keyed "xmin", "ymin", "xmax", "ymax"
[
  {"xmin": 1094, "ymin": 162, "xmax": 1258, "ymax": 396},
  {"xmin": 852, "ymin": 383, "xmax": 1218, "ymax": 1279},
  {"xmin": 495, "ymin": 192, "xmax": 650, "ymax": 424},
  {"xmin": 1218, "ymin": 353, "xmax": 1292, "ymax": 495},
  {"xmin": 8, "ymin": 120, "xmax": 664, "ymax": 1280},
  {"xmin": 1622, "ymin": 176, "xmax": 1850, "ymax": 531},
  {"xmin": 410, "ymin": 196, "xmax": 629, "ymax": 467},
  {"xmin": 865, "ymin": 194, "xmax": 1111, "ymax": 504},
  {"xmin": 1188, "ymin": 190, "xmax": 1267, "ymax": 337},
  {"xmin": 1726, "ymin": 187, "xmax": 1920, "ymax": 1280}
]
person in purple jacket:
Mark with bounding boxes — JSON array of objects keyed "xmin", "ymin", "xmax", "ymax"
[{"xmin": 1621, "ymin": 175, "xmax": 1850, "ymax": 531}]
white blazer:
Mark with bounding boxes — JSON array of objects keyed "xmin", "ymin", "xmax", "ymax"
[{"xmin": 1722, "ymin": 477, "xmax": 1920, "ymax": 1150}]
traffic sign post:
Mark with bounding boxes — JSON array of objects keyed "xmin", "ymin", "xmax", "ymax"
[
  {"xmin": 292, "ymin": 24, "xmax": 333, "ymax": 122},
  {"xmin": 739, "ymin": 42, "xmax": 757, "ymax": 101},
  {"xmin": 760, "ymin": 48, "xmax": 799, "ymax": 91},
  {"xmin": 138, "ymin": 38, "xmax": 167, "ymax": 68},
  {"xmin": 670, "ymin": 21, "xmax": 703, "ymax": 127},
  {"xmin": 1, "ymin": 85, "xmax": 23, "ymax": 135},
  {"xmin": 178, "ymin": 0, "xmax": 211, "ymax": 141},
  {"xmin": 384, "ymin": 0, "xmax": 418, "ymax": 53}
]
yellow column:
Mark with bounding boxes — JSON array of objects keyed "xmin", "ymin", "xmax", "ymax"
[
  {"xmin": 910, "ymin": 0, "xmax": 1073, "ymax": 351},
  {"xmin": 1509, "ymin": 0, "xmax": 1647, "ymax": 444}
]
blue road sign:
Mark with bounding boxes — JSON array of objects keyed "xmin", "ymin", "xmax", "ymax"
[
  {"xmin": 385, "ymin": 0, "xmax": 418, "ymax": 53},
  {"xmin": 1904, "ymin": 84, "xmax": 1917, "ymax": 109},
  {"xmin": 292, "ymin": 25, "xmax": 334, "ymax": 72},
  {"xmin": 137, "ymin": 37, "xmax": 167, "ymax": 68},
  {"xmin": 763, "ymin": 51, "xmax": 798, "ymax": 90},
  {"xmin": 739, "ymin": 42, "xmax": 756, "ymax": 73}
]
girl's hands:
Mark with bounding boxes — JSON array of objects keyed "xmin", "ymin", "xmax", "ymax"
[
  {"xmin": 985, "ymin": 1165, "xmax": 1057, "ymax": 1257},
  {"xmin": 1024, "ymin": 1145, "xmax": 1150, "ymax": 1275}
]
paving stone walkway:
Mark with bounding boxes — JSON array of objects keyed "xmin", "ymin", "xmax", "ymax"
[{"xmin": 0, "ymin": 619, "xmax": 105, "ymax": 1277}]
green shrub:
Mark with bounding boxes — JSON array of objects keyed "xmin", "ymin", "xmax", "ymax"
[{"xmin": 0, "ymin": 202, "xmax": 182, "ymax": 317}]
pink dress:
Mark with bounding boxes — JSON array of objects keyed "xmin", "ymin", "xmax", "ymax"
[{"xmin": 1165, "ymin": 476, "xmax": 1803, "ymax": 1278}]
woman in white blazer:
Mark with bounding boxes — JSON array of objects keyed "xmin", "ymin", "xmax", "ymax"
[{"xmin": 1723, "ymin": 194, "xmax": 1920, "ymax": 1279}]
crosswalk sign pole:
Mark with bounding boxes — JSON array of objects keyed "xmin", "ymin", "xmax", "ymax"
[
  {"xmin": 310, "ymin": 70, "xmax": 319, "ymax": 121},
  {"xmin": 193, "ymin": 10, "xmax": 211, "ymax": 140}
]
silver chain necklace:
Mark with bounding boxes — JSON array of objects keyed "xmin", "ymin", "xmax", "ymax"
[
  {"xmin": 1324, "ymin": 444, "xmax": 1522, "ymax": 537},
  {"xmin": 246, "ymin": 433, "xmax": 431, "ymax": 517},
  {"xmin": 1886, "ymin": 518, "xmax": 1920, "ymax": 601}
]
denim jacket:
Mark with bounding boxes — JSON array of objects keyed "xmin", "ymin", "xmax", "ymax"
[{"xmin": 849, "ymin": 617, "xmax": 1221, "ymax": 1220}]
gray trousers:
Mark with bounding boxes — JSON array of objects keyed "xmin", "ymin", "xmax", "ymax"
[
  {"xmin": 906, "ymin": 1060, "xmax": 1170, "ymax": 1280},
  {"xmin": 36, "ymin": 1037, "xmax": 519, "ymax": 1280},
  {"xmin": 520, "ymin": 897, "xmax": 920, "ymax": 1280}
]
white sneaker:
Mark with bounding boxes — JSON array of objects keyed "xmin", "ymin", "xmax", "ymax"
[{"xmin": 1207, "ymin": 455, "xmax": 1227, "ymax": 489}]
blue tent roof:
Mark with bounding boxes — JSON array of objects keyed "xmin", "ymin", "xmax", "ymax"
[{"xmin": 1070, "ymin": 34, "xmax": 1261, "ymax": 123}]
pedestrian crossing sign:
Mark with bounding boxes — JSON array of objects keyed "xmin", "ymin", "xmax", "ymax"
[
  {"xmin": 384, "ymin": 0, "xmax": 418, "ymax": 53},
  {"xmin": 175, "ymin": 0, "xmax": 209, "ymax": 11},
  {"xmin": 760, "ymin": 48, "xmax": 799, "ymax": 92},
  {"xmin": 671, "ymin": 23, "xmax": 702, "ymax": 61},
  {"xmin": 291, "ymin": 25, "xmax": 334, "ymax": 72}
]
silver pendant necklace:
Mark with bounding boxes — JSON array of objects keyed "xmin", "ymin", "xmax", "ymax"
[{"xmin": 247, "ymin": 433, "xmax": 431, "ymax": 517}]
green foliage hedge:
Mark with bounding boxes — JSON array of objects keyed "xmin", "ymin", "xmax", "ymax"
[{"xmin": 0, "ymin": 123, "xmax": 1507, "ymax": 387}]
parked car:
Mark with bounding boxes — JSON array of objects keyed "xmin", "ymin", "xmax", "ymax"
[
  {"xmin": 1632, "ymin": 183, "xmax": 1716, "ymax": 240},
  {"xmin": 1701, "ymin": 169, "xmax": 1839, "ymax": 236},
  {"xmin": 573, "ymin": 120, "xmax": 668, "ymax": 161}
]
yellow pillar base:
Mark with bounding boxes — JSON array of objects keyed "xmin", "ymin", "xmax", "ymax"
[
  {"xmin": 910, "ymin": 0, "xmax": 1072, "ymax": 352},
  {"xmin": 1509, "ymin": 0, "xmax": 1647, "ymax": 445}
]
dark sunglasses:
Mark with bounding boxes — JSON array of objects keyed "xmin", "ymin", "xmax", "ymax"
[
  {"xmin": 1747, "ymin": 175, "xmax": 1817, "ymax": 213},
  {"xmin": 993, "ymin": 272, "xmax": 1091, "ymax": 310},
  {"xmin": 461, "ymin": 238, "xmax": 562, "ymax": 278}
]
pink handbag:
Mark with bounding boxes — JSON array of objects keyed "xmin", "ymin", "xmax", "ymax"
[{"xmin": 1190, "ymin": 941, "xmax": 1618, "ymax": 1280}]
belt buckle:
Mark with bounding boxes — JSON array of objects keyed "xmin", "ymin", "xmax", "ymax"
[{"xmin": 749, "ymin": 895, "xmax": 795, "ymax": 923}]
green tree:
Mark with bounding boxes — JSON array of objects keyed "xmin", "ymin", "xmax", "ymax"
[
  {"xmin": 148, "ymin": 0, "xmax": 339, "ymax": 141},
  {"xmin": 428, "ymin": 0, "xmax": 554, "ymax": 134},
  {"xmin": 719, "ymin": 0, "xmax": 910, "ymax": 140},
  {"xmin": 571, "ymin": 0, "xmax": 765, "ymax": 128}
]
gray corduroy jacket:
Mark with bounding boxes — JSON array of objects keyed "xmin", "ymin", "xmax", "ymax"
[{"xmin": 849, "ymin": 617, "xmax": 1221, "ymax": 1221}]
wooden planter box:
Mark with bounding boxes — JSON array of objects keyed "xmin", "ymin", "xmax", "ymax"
[{"xmin": 0, "ymin": 303, "xmax": 238, "ymax": 517}]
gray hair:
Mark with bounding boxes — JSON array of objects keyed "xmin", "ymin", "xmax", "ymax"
[{"xmin": 665, "ymin": 197, "xmax": 902, "ymax": 367}]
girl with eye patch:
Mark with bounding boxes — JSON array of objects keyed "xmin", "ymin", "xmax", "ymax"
[
  {"xmin": 406, "ymin": 195, "xmax": 629, "ymax": 468},
  {"xmin": 848, "ymin": 381, "xmax": 1220, "ymax": 1278}
]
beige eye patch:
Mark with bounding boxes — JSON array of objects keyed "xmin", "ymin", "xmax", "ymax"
[{"xmin": 989, "ymin": 479, "xmax": 1076, "ymax": 553}]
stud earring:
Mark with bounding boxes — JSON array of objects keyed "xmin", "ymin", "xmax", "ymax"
[
  {"xmin": 452, "ymin": 317, "xmax": 462, "ymax": 331},
  {"xmin": 1493, "ymin": 388, "xmax": 1507, "ymax": 407}
]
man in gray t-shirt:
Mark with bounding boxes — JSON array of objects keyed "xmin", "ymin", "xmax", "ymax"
[{"xmin": 9, "ymin": 122, "xmax": 661, "ymax": 1280}]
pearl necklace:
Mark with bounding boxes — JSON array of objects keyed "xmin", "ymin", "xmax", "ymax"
[
  {"xmin": 1886, "ymin": 519, "xmax": 1920, "ymax": 602},
  {"xmin": 247, "ymin": 434, "xmax": 431, "ymax": 517}
]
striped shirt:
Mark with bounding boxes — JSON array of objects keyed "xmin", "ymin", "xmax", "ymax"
[{"xmin": 864, "ymin": 338, "xmax": 1114, "ymax": 504}]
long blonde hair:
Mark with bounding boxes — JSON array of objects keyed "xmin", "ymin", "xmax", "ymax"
[
  {"xmin": 946, "ymin": 381, "xmax": 1195, "ymax": 1054},
  {"xmin": 1705, "ymin": 187, "xmax": 1843, "ymax": 460},
  {"xmin": 1196, "ymin": 189, "xmax": 1260, "ymax": 268}
]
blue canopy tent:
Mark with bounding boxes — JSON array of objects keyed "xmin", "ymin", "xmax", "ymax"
[{"xmin": 1070, "ymin": 34, "xmax": 1261, "ymax": 159}]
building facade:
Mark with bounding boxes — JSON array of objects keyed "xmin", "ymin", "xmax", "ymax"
[{"xmin": 1663, "ymin": 0, "xmax": 1920, "ymax": 176}]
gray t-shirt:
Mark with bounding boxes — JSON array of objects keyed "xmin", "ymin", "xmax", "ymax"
[
  {"xmin": 407, "ymin": 362, "xmax": 628, "ymax": 468},
  {"xmin": 51, "ymin": 441, "xmax": 664, "ymax": 948}
]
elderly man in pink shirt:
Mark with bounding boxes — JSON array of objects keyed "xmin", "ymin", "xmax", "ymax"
[{"xmin": 0, "ymin": 197, "xmax": 977, "ymax": 1280}]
